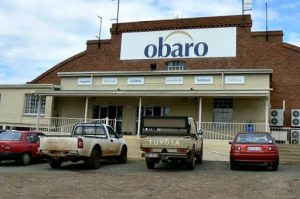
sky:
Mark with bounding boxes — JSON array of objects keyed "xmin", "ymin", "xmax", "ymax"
[{"xmin": 0, "ymin": 0, "xmax": 299, "ymax": 84}]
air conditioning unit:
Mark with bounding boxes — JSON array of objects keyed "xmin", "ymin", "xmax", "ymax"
[
  {"xmin": 291, "ymin": 109, "xmax": 300, "ymax": 127},
  {"xmin": 269, "ymin": 109, "xmax": 284, "ymax": 127},
  {"xmin": 291, "ymin": 129, "xmax": 300, "ymax": 144},
  {"xmin": 270, "ymin": 131, "xmax": 288, "ymax": 143}
]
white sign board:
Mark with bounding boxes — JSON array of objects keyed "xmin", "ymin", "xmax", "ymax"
[
  {"xmin": 225, "ymin": 76, "xmax": 245, "ymax": 84},
  {"xmin": 194, "ymin": 76, "xmax": 214, "ymax": 85},
  {"xmin": 121, "ymin": 27, "xmax": 236, "ymax": 60},
  {"xmin": 128, "ymin": 77, "xmax": 144, "ymax": 85},
  {"xmin": 244, "ymin": 0, "xmax": 253, "ymax": 11},
  {"xmin": 78, "ymin": 78, "xmax": 92, "ymax": 85},
  {"xmin": 165, "ymin": 76, "xmax": 183, "ymax": 85},
  {"xmin": 102, "ymin": 77, "xmax": 118, "ymax": 85}
]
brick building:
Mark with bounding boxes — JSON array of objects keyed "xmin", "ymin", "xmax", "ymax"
[{"xmin": 0, "ymin": 14, "xmax": 299, "ymax": 136}]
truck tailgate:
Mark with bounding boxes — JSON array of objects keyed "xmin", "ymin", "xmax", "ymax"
[
  {"xmin": 39, "ymin": 136, "xmax": 78, "ymax": 151},
  {"xmin": 140, "ymin": 136, "xmax": 191, "ymax": 149}
]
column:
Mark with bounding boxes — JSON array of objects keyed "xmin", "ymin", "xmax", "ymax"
[
  {"xmin": 265, "ymin": 96, "xmax": 269, "ymax": 132},
  {"xmin": 35, "ymin": 95, "xmax": 41, "ymax": 131},
  {"xmin": 198, "ymin": 97, "xmax": 202, "ymax": 130},
  {"xmin": 84, "ymin": 97, "xmax": 89, "ymax": 123},
  {"xmin": 137, "ymin": 97, "xmax": 142, "ymax": 136}
]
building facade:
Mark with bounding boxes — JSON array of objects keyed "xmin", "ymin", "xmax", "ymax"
[{"xmin": 0, "ymin": 15, "xmax": 299, "ymax": 134}]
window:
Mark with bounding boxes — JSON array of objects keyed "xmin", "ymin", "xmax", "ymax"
[
  {"xmin": 165, "ymin": 61, "xmax": 186, "ymax": 71},
  {"xmin": 27, "ymin": 134, "xmax": 39, "ymax": 143},
  {"xmin": 136, "ymin": 106, "xmax": 170, "ymax": 117},
  {"xmin": 107, "ymin": 126, "xmax": 117, "ymax": 138},
  {"xmin": 73, "ymin": 125, "xmax": 106, "ymax": 137},
  {"xmin": 24, "ymin": 94, "xmax": 46, "ymax": 116},
  {"xmin": 213, "ymin": 98, "xmax": 233, "ymax": 123}
]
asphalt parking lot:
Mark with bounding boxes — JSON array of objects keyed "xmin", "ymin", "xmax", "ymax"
[{"xmin": 0, "ymin": 160, "xmax": 299, "ymax": 199}]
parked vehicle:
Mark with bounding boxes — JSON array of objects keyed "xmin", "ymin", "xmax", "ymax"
[
  {"xmin": 0, "ymin": 130, "xmax": 45, "ymax": 165},
  {"xmin": 229, "ymin": 132, "xmax": 279, "ymax": 171},
  {"xmin": 39, "ymin": 123, "xmax": 127, "ymax": 169},
  {"xmin": 140, "ymin": 116, "xmax": 203, "ymax": 170}
]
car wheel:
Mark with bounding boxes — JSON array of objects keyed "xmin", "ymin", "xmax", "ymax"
[
  {"xmin": 20, "ymin": 153, "xmax": 31, "ymax": 166},
  {"xmin": 146, "ymin": 158, "xmax": 155, "ymax": 169},
  {"xmin": 186, "ymin": 150, "xmax": 195, "ymax": 170},
  {"xmin": 117, "ymin": 146, "xmax": 127, "ymax": 164},
  {"xmin": 271, "ymin": 161, "xmax": 279, "ymax": 171},
  {"xmin": 230, "ymin": 161, "xmax": 237, "ymax": 170},
  {"xmin": 89, "ymin": 149, "xmax": 101, "ymax": 169},
  {"xmin": 49, "ymin": 159, "xmax": 62, "ymax": 169}
]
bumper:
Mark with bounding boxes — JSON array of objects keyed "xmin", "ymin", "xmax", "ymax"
[
  {"xmin": 231, "ymin": 153, "xmax": 279, "ymax": 163},
  {"xmin": 142, "ymin": 152, "xmax": 188, "ymax": 160},
  {"xmin": 0, "ymin": 152, "xmax": 19, "ymax": 161},
  {"xmin": 39, "ymin": 150, "xmax": 79, "ymax": 159}
]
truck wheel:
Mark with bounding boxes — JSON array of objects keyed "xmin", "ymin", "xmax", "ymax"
[
  {"xmin": 146, "ymin": 158, "xmax": 155, "ymax": 169},
  {"xmin": 89, "ymin": 149, "xmax": 101, "ymax": 169},
  {"xmin": 49, "ymin": 159, "xmax": 62, "ymax": 169},
  {"xmin": 117, "ymin": 146, "xmax": 127, "ymax": 164},
  {"xmin": 20, "ymin": 153, "xmax": 31, "ymax": 166},
  {"xmin": 186, "ymin": 150, "xmax": 195, "ymax": 170},
  {"xmin": 196, "ymin": 147, "xmax": 203, "ymax": 164}
]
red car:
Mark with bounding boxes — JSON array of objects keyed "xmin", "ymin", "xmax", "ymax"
[
  {"xmin": 229, "ymin": 132, "xmax": 279, "ymax": 171},
  {"xmin": 0, "ymin": 130, "xmax": 45, "ymax": 165}
]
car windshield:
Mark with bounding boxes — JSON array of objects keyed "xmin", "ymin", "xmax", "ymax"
[
  {"xmin": 236, "ymin": 133, "xmax": 273, "ymax": 144},
  {"xmin": 0, "ymin": 131, "xmax": 22, "ymax": 141}
]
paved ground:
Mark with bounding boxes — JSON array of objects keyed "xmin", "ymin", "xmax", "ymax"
[{"xmin": 0, "ymin": 159, "xmax": 299, "ymax": 199}]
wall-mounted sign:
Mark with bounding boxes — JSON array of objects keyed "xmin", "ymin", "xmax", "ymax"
[
  {"xmin": 194, "ymin": 76, "xmax": 214, "ymax": 85},
  {"xmin": 121, "ymin": 27, "xmax": 236, "ymax": 60},
  {"xmin": 78, "ymin": 78, "xmax": 92, "ymax": 85},
  {"xmin": 102, "ymin": 77, "xmax": 118, "ymax": 85},
  {"xmin": 225, "ymin": 76, "xmax": 245, "ymax": 84},
  {"xmin": 165, "ymin": 76, "xmax": 183, "ymax": 85},
  {"xmin": 128, "ymin": 77, "xmax": 144, "ymax": 85}
]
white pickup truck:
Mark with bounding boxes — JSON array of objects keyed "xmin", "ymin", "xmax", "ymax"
[{"xmin": 39, "ymin": 123, "xmax": 127, "ymax": 169}]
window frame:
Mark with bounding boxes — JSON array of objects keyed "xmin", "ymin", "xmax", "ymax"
[{"xmin": 24, "ymin": 94, "xmax": 46, "ymax": 116}]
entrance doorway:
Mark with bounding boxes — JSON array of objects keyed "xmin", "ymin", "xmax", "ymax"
[{"xmin": 92, "ymin": 106, "xmax": 123, "ymax": 133}]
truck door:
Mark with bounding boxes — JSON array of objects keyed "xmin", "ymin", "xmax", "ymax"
[{"xmin": 107, "ymin": 126, "xmax": 121, "ymax": 155}]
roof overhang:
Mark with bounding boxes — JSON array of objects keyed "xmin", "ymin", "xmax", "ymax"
[{"xmin": 36, "ymin": 89, "xmax": 271, "ymax": 97}]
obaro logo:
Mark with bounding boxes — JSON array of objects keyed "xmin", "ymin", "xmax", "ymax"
[{"xmin": 144, "ymin": 30, "xmax": 208, "ymax": 58}]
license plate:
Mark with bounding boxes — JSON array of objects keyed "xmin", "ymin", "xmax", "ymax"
[
  {"xmin": 247, "ymin": 147, "xmax": 261, "ymax": 151},
  {"xmin": 145, "ymin": 153, "xmax": 159, "ymax": 158}
]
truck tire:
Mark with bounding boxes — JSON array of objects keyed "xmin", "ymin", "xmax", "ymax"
[
  {"xmin": 20, "ymin": 153, "xmax": 31, "ymax": 166},
  {"xmin": 49, "ymin": 159, "xmax": 62, "ymax": 169},
  {"xmin": 89, "ymin": 149, "xmax": 101, "ymax": 169},
  {"xmin": 117, "ymin": 146, "xmax": 127, "ymax": 164},
  {"xmin": 186, "ymin": 150, "xmax": 195, "ymax": 170},
  {"xmin": 196, "ymin": 147, "xmax": 203, "ymax": 164},
  {"xmin": 146, "ymin": 158, "xmax": 155, "ymax": 169}
]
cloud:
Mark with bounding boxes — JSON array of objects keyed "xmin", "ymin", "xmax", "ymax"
[{"xmin": 0, "ymin": 0, "xmax": 298, "ymax": 84}]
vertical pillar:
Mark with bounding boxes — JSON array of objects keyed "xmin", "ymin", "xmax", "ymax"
[
  {"xmin": 198, "ymin": 97, "xmax": 202, "ymax": 130},
  {"xmin": 137, "ymin": 97, "xmax": 142, "ymax": 136},
  {"xmin": 36, "ymin": 95, "xmax": 41, "ymax": 131},
  {"xmin": 265, "ymin": 96, "xmax": 269, "ymax": 132},
  {"xmin": 84, "ymin": 97, "xmax": 89, "ymax": 123}
]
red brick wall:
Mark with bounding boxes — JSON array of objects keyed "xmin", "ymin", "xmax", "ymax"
[{"xmin": 30, "ymin": 15, "xmax": 300, "ymax": 126}]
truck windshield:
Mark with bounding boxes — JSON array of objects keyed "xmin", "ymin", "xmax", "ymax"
[{"xmin": 0, "ymin": 131, "xmax": 22, "ymax": 141}]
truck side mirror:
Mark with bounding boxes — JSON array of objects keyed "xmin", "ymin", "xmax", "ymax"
[{"xmin": 229, "ymin": 141, "xmax": 233, "ymax": 145}]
